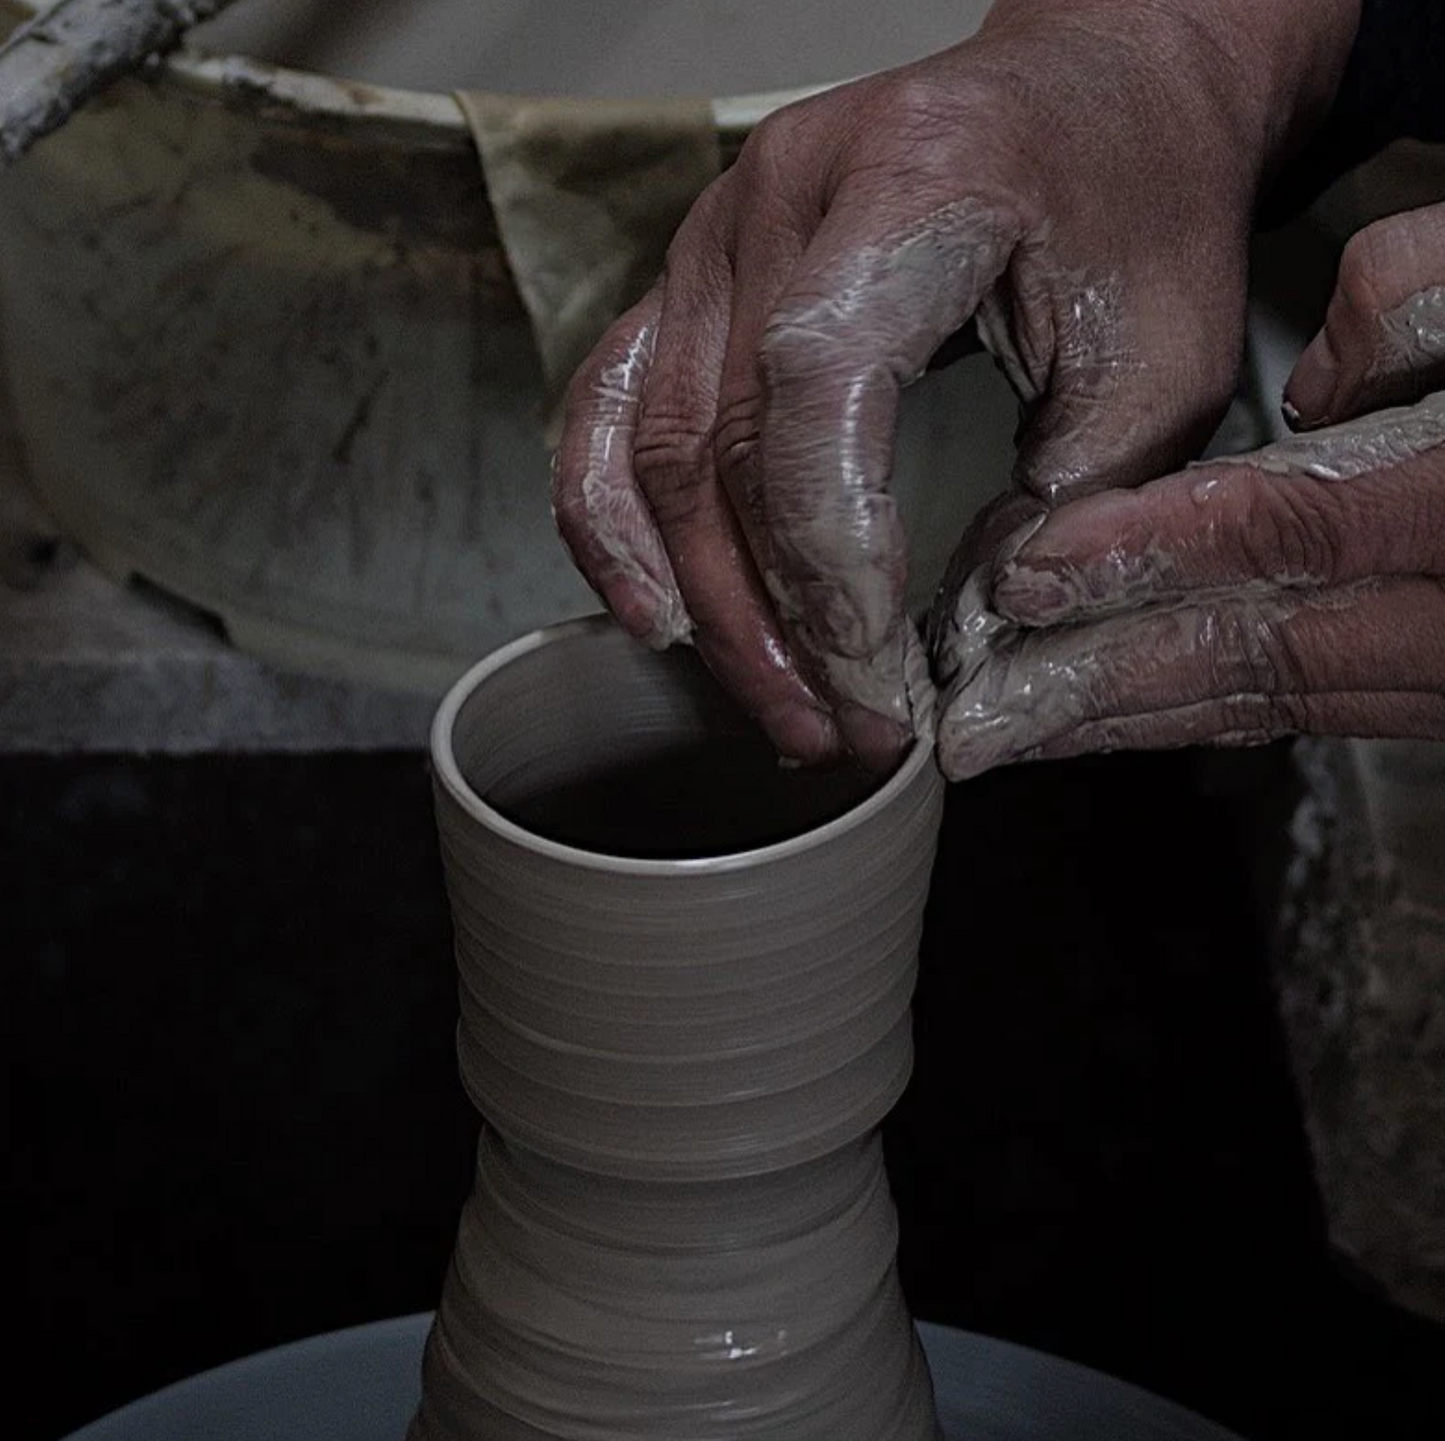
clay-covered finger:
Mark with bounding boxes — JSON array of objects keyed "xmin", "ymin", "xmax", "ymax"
[
  {"xmin": 1029, "ymin": 690, "xmax": 1445, "ymax": 763},
  {"xmin": 927, "ymin": 488, "xmax": 1047, "ymax": 690},
  {"xmin": 709, "ymin": 133, "xmax": 927, "ymax": 767},
  {"xmin": 994, "ymin": 395, "xmax": 1445, "ymax": 627},
  {"xmin": 749, "ymin": 189, "xmax": 1023, "ymax": 753},
  {"xmin": 1004, "ymin": 268, "xmax": 1247, "ymax": 505},
  {"xmin": 631, "ymin": 181, "xmax": 842, "ymax": 764},
  {"xmin": 1286, "ymin": 202, "xmax": 1445, "ymax": 428},
  {"xmin": 552, "ymin": 287, "xmax": 692, "ymax": 648},
  {"xmin": 937, "ymin": 575, "xmax": 1445, "ymax": 781}
]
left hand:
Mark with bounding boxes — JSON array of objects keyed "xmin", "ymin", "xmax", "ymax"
[{"xmin": 930, "ymin": 201, "xmax": 1445, "ymax": 782}]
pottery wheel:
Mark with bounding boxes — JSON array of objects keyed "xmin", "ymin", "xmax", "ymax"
[{"xmin": 63, "ymin": 1315, "xmax": 1244, "ymax": 1441}]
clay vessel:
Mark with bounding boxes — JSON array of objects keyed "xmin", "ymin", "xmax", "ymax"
[{"xmin": 414, "ymin": 615, "xmax": 944, "ymax": 1439}]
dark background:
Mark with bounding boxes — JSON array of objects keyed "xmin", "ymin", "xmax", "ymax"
[{"xmin": 10, "ymin": 744, "xmax": 1444, "ymax": 1441}]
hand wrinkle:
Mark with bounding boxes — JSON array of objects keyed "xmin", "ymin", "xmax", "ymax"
[
  {"xmin": 1373, "ymin": 285, "xmax": 1445, "ymax": 382},
  {"xmin": 812, "ymin": 619, "xmax": 934, "ymax": 733},
  {"xmin": 1054, "ymin": 272, "xmax": 1130, "ymax": 384},
  {"xmin": 560, "ymin": 311, "xmax": 696, "ymax": 650},
  {"xmin": 1208, "ymin": 393, "xmax": 1445, "ymax": 483},
  {"xmin": 976, "ymin": 253, "xmax": 1132, "ymax": 413},
  {"xmin": 932, "ymin": 564, "xmax": 1008, "ymax": 690},
  {"xmin": 579, "ymin": 463, "xmax": 693, "ymax": 649},
  {"xmin": 748, "ymin": 202, "xmax": 1026, "ymax": 744},
  {"xmin": 766, "ymin": 199, "xmax": 1020, "ymax": 380},
  {"xmin": 935, "ymin": 571, "xmax": 1394, "ymax": 779}
]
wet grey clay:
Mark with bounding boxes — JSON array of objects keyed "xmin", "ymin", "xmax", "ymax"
[{"xmin": 409, "ymin": 617, "xmax": 945, "ymax": 1439}]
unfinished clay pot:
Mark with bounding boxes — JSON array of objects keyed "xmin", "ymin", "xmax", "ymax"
[{"xmin": 416, "ymin": 616, "xmax": 944, "ymax": 1439}]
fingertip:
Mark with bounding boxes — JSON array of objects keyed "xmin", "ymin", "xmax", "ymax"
[
  {"xmin": 933, "ymin": 715, "xmax": 1017, "ymax": 784},
  {"xmin": 835, "ymin": 703, "xmax": 911, "ymax": 774},
  {"xmin": 1283, "ymin": 328, "xmax": 1339, "ymax": 430},
  {"xmin": 755, "ymin": 699, "xmax": 845, "ymax": 767},
  {"xmin": 993, "ymin": 564, "xmax": 1075, "ymax": 626},
  {"xmin": 994, "ymin": 508, "xmax": 1050, "ymax": 569},
  {"xmin": 934, "ymin": 736, "xmax": 980, "ymax": 784},
  {"xmin": 990, "ymin": 509, "xmax": 1073, "ymax": 624}
]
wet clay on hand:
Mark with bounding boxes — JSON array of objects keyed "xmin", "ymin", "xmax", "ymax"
[
  {"xmin": 552, "ymin": 0, "xmax": 1360, "ymax": 771},
  {"xmin": 409, "ymin": 618, "xmax": 945, "ymax": 1440},
  {"xmin": 927, "ymin": 193, "xmax": 1445, "ymax": 780},
  {"xmin": 929, "ymin": 400, "xmax": 1445, "ymax": 779}
]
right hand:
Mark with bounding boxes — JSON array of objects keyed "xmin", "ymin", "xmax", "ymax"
[
  {"xmin": 929, "ymin": 199, "xmax": 1445, "ymax": 781},
  {"xmin": 552, "ymin": 0, "xmax": 1359, "ymax": 769}
]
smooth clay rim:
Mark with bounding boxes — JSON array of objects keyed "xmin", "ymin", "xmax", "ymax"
[{"xmin": 431, "ymin": 615, "xmax": 936, "ymax": 880}]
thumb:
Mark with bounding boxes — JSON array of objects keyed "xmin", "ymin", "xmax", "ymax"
[
  {"xmin": 1285, "ymin": 201, "xmax": 1445, "ymax": 429},
  {"xmin": 981, "ymin": 276, "xmax": 1245, "ymax": 504}
]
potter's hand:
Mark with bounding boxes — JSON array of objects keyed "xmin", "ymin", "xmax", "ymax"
[
  {"xmin": 931, "ymin": 200, "xmax": 1445, "ymax": 781},
  {"xmin": 552, "ymin": 0, "xmax": 1357, "ymax": 770}
]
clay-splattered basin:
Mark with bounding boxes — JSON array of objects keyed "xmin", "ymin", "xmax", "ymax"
[{"xmin": 0, "ymin": 0, "xmax": 1013, "ymax": 693}]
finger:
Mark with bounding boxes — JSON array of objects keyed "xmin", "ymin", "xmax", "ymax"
[
  {"xmin": 1030, "ymin": 690, "xmax": 1445, "ymax": 762},
  {"xmin": 998, "ymin": 258, "xmax": 1247, "ymax": 504},
  {"xmin": 927, "ymin": 488, "xmax": 1046, "ymax": 689},
  {"xmin": 1286, "ymin": 202, "xmax": 1445, "ymax": 428},
  {"xmin": 748, "ymin": 188, "xmax": 1023, "ymax": 757},
  {"xmin": 631, "ymin": 177, "xmax": 842, "ymax": 764},
  {"xmin": 711, "ymin": 142, "xmax": 929, "ymax": 767},
  {"xmin": 994, "ymin": 395, "xmax": 1445, "ymax": 626},
  {"xmin": 937, "ymin": 575, "xmax": 1445, "ymax": 781},
  {"xmin": 552, "ymin": 287, "xmax": 692, "ymax": 649}
]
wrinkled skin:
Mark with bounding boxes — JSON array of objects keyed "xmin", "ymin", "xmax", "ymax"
[
  {"xmin": 554, "ymin": 0, "xmax": 1359, "ymax": 770},
  {"xmin": 934, "ymin": 201, "xmax": 1445, "ymax": 780}
]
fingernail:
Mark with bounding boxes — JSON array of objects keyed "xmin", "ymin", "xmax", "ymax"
[
  {"xmin": 936, "ymin": 707, "xmax": 1029, "ymax": 782},
  {"xmin": 642, "ymin": 602, "xmax": 694, "ymax": 651},
  {"xmin": 996, "ymin": 510, "xmax": 1049, "ymax": 569},
  {"xmin": 992, "ymin": 512, "xmax": 1076, "ymax": 624},
  {"xmin": 993, "ymin": 565, "xmax": 1076, "ymax": 625},
  {"xmin": 1280, "ymin": 397, "xmax": 1303, "ymax": 431},
  {"xmin": 836, "ymin": 703, "xmax": 910, "ymax": 774},
  {"xmin": 760, "ymin": 701, "xmax": 842, "ymax": 767},
  {"xmin": 1284, "ymin": 329, "xmax": 1338, "ymax": 428}
]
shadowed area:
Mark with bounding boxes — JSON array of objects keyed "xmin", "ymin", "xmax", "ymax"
[
  {"xmin": 10, "ymin": 745, "xmax": 1444, "ymax": 1440},
  {"xmin": 498, "ymin": 735, "xmax": 876, "ymax": 859}
]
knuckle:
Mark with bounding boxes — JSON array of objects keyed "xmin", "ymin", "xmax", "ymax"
[
  {"xmin": 1259, "ymin": 614, "xmax": 1310, "ymax": 696},
  {"xmin": 1247, "ymin": 482, "xmax": 1340, "ymax": 584},
  {"xmin": 664, "ymin": 174, "xmax": 735, "ymax": 271},
  {"xmin": 1266, "ymin": 689, "xmax": 1311, "ymax": 735},
  {"xmin": 1343, "ymin": 206, "xmax": 1445, "ymax": 295},
  {"xmin": 1336, "ymin": 224, "xmax": 1394, "ymax": 318},
  {"xmin": 1417, "ymin": 464, "xmax": 1445, "ymax": 572},
  {"xmin": 757, "ymin": 313, "xmax": 837, "ymax": 389},
  {"xmin": 1258, "ymin": 691, "xmax": 1311, "ymax": 739},
  {"xmin": 712, "ymin": 391, "xmax": 764, "ymax": 493},
  {"xmin": 1216, "ymin": 691, "xmax": 1308, "ymax": 740},
  {"xmin": 1213, "ymin": 694, "xmax": 1262, "ymax": 739},
  {"xmin": 732, "ymin": 108, "xmax": 819, "ymax": 200},
  {"xmin": 549, "ymin": 456, "xmax": 589, "ymax": 537},
  {"xmin": 742, "ymin": 106, "xmax": 804, "ymax": 163},
  {"xmin": 631, "ymin": 414, "xmax": 713, "ymax": 526},
  {"xmin": 1206, "ymin": 605, "xmax": 1289, "ymax": 697},
  {"xmin": 878, "ymin": 73, "xmax": 965, "ymax": 137}
]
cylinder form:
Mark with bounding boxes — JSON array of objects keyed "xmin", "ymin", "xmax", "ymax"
[{"xmin": 412, "ymin": 617, "xmax": 944, "ymax": 1439}]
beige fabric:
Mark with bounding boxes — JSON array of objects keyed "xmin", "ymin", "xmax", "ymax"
[{"xmin": 456, "ymin": 91, "xmax": 720, "ymax": 440}]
